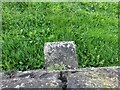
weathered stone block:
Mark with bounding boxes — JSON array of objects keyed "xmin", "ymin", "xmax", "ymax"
[
  {"xmin": 44, "ymin": 41, "xmax": 78, "ymax": 70},
  {"xmin": 1, "ymin": 70, "xmax": 62, "ymax": 89},
  {"xmin": 65, "ymin": 66, "xmax": 120, "ymax": 88}
]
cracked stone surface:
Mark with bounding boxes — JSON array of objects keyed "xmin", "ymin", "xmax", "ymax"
[
  {"xmin": 1, "ymin": 70, "xmax": 62, "ymax": 89},
  {"xmin": 44, "ymin": 41, "xmax": 78, "ymax": 70},
  {"xmin": 1, "ymin": 66, "xmax": 119, "ymax": 89},
  {"xmin": 65, "ymin": 66, "xmax": 120, "ymax": 88}
]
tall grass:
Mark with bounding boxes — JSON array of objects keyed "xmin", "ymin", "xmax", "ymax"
[{"xmin": 2, "ymin": 2, "xmax": 119, "ymax": 71}]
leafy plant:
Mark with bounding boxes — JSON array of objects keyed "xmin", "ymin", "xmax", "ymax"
[{"xmin": 47, "ymin": 62, "xmax": 66, "ymax": 70}]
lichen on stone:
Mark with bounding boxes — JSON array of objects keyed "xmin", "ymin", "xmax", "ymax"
[{"xmin": 44, "ymin": 41, "xmax": 78, "ymax": 70}]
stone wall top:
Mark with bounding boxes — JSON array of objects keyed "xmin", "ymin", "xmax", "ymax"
[{"xmin": 1, "ymin": 66, "xmax": 120, "ymax": 89}]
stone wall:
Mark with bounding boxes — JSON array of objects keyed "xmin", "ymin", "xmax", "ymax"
[
  {"xmin": 1, "ymin": 66, "xmax": 120, "ymax": 89},
  {"xmin": 1, "ymin": 41, "xmax": 120, "ymax": 89}
]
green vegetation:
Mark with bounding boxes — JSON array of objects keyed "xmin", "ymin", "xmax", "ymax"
[
  {"xmin": 2, "ymin": 2, "xmax": 119, "ymax": 71},
  {"xmin": 47, "ymin": 62, "xmax": 65, "ymax": 70}
]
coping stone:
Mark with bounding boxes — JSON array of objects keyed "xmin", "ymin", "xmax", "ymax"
[{"xmin": 64, "ymin": 66, "xmax": 120, "ymax": 88}]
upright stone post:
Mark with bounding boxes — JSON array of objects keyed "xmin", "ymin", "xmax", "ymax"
[{"xmin": 44, "ymin": 41, "xmax": 78, "ymax": 70}]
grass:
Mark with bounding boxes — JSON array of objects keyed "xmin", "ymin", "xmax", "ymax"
[{"xmin": 1, "ymin": 2, "xmax": 119, "ymax": 71}]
